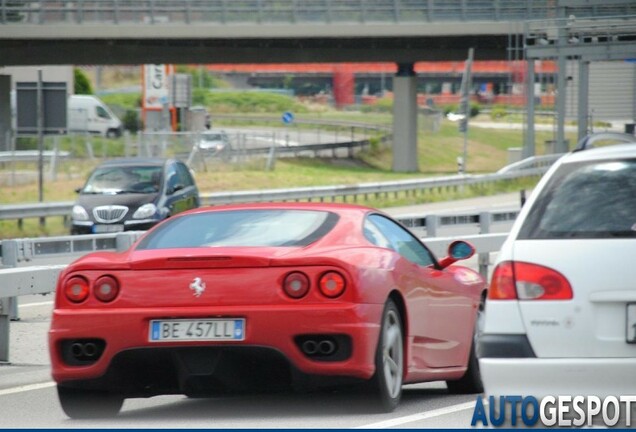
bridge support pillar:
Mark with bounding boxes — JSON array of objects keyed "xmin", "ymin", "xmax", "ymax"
[
  {"xmin": 392, "ymin": 63, "xmax": 419, "ymax": 172},
  {"xmin": 523, "ymin": 59, "xmax": 536, "ymax": 159},
  {"xmin": 577, "ymin": 59, "xmax": 590, "ymax": 143},
  {"xmin": 0, "ymin": 75, "xmax": 11, "ymax": 152}
]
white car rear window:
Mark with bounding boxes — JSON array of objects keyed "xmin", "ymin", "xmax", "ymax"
[{"xmin": 519, "ymin": 159, "xmax": 636, "ymax": 239}]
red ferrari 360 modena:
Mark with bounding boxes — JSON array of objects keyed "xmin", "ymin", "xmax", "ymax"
[{"xmin": 49, "ymin": 203, "xmax": 486, "ymax": 418}]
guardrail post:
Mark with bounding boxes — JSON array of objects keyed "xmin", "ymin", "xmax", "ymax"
[
  {"xmin": 85, "ymin": 136, "xmax": 94, "ymax": 159},
  {"xmin": 49, "ymin": 136, "xmax": 59, "ymax": 181},
  {"xmin": 116, "ymin": 232, "xmax": 136, "ymax": 251},
  {"xmin": 0, "ymin": 239, "xmax": 19, "ymax": 361},
  {"xmin": 2, "ymin": 239, "xmax": 20, "ymax": 322},
  {"xmin": 0, "ymin": 297, "xmax": 9, "ymax": 362},
  {"xmin": 425, "ymin": 214, "xmax": 438, "ymax": 237},
  {"xmin": 266, "ymin": 137, "xmax": 276, "ymax": 171},
  {"xmin": 478, "ymin": 212, "xmax": 491, "ymax": 278}
]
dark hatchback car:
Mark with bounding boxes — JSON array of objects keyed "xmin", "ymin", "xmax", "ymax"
[{"xmin": 71, "ymin": 158, "xmax": 200, "ymax": 235}]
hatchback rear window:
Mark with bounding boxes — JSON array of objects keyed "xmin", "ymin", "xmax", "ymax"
[
  {"xmin": 136, "ymin": 209, "xmax": 339, "ymax": 249},
  {"xmin": 518, "ymin": 159, "xmax": 636, "ymax": 239}
]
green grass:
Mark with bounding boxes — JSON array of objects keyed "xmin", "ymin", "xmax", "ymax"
[{"xmin": 2, "ymin": 99, "xmax": 567, "ymax": 239}]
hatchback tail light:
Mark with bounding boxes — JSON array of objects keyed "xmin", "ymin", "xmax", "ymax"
[
  {"xmin": 64, "ymin": 276, "xmax": 90, "ymax": 303},
  {"xmin": 489, "ymin": 261, "xmax": 573, "ymax": 301},
  {"xmin": 94, "ymin": 275, "xmax": 120, "ymax": 302},
  {"xmin": 318, "ymin": 271, "xmax": 346, "ymax": 298},
  {"xmin": 283, "ymin": 272, "xmax": 310, "ymax": 299}
]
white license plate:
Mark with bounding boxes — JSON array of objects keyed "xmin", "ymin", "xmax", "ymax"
[
  {"xmin": 627, "ymin": 304, "xmax": 636, "ymax": 344},
  {"xmin": 149, "ymin": 319, "xmax": 245, "ymax": 342},
  {"xmin": 93, "ymin": 224, "xmax": 124, "ymax": 233}
]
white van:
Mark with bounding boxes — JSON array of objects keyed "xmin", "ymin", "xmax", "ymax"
[{"xmin": 68, "ymin": 95, "xmax": 122, "ymax": 138}]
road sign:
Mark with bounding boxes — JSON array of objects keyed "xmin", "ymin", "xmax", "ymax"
[
  {"xmin": 282, "ymin": 111, "xmax": 294, "ymax": 124},
  {"xmin": 16, "ymin": 81, "xmax": 67, "ymax": 135},
  {"xmin": 171, "ymin": 73, "xmax": 192, "ymax": 108}
]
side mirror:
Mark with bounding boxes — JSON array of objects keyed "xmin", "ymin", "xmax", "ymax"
[
  {"xmin": 168, "ymin": 183, "xmax": 185, "ymax": 195},
  {"xmin": 438, "ymin": 240, "xmax": 476, "ymax": 269},
  {"xmin": 74, "ymin": 187, "xmax": 82, "ymax": 194}
]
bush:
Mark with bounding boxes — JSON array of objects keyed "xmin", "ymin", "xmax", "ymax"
[
  {"xmin": 99, "ymin": 93, "xmax": 142, "ymax": 111},
  {"xmin": 440, "ymin": 103, "xmax": 480, "ymax": 118},
  {"xmin": 74, "ymin": 68, "xmax": 93, "ymax": 95},
  {"xmin": 470, "ymin": 103, "xmax": 480, "ymax": 118},
  {"xmin": 361, "ymin": 97, "xmax": 393, "ymax": 113},
  {"xmin": 192, "ymin": 88, "xmax": 209, "ymax": 106},
  {"xmin": 442, "ymin": 104, "xmax": 458, "ymax": 116},
  {"xmin": 122, "ymin": 110, "xmax": 142, "ymax": 133},
  {"xmin": 203, "ymin": 91, "xmax": 308, "ymax": 114},
  {"xmin": 490, "ymin": 105, "xmax": 507, "ymax": 120},
  {"xmin": 175, "ymin": 65, "xmax": 229, "ymax": 89}
]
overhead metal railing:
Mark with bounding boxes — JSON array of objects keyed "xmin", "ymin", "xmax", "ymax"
[
  {"xmin": 525, "ymin": 14, "xmax": 636, "ymax": 61},
  {"xmin": 2, "ymin": 0, "xmax": 625, "ymax": 26}
]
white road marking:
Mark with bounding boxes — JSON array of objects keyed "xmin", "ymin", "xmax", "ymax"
[
  {"xmin": 357, "ymin": 401, "xmax": 476, "ymax": 429},
  {"xmin": 19, "ymin": 301, "xmax": 53, "ymax": 308},
  {"xmin": 0, "ymin": 382, "xmax": 55, "ymax": 396}
]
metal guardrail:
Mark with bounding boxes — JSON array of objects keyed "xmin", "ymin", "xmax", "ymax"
[
  {"xmin": 0, "ymin": 150, "xmax": 70, "ymax": 163},
  {"xmin": 201, "ymin": 167, "xmax": 547, "ymax": 205},
  {"xmin": 496, "ymin": 153, "xmax": 563, "ymax": 174},
  {"xmin": 211, "ymin": 114, "xmax": 391, "ymax": 131},
  {"xmin": 0, "ymin": 201, "xmax": 74, "ymax": 221},
  {"xmin": 0, "ymin": 161, "xmax": 547, "ymax": 224},
  {"xmin": 0, "ymin": 230, "xmax": 146, "ymax": 362},
  {"xmin": 0, "ymin": 211, "xmax": 512, "ymax": 362}
]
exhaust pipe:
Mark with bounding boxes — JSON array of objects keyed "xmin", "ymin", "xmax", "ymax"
[
  {"xmin": 82, "ymin": 342, "xmax": 97, "ymax": 357},
  {"xmin": 70, "ymin": 341, "xmax": 99, "ymax": 359},
  {"xmin": 302, "ymin": 340, "xmax": 318, "ymax": 355},
  {"xmin": 70, "ymin": 343, "xmax": 84, "ymax": 358},
  {"xmin": 318, "ymin": 340, "xmax": 336, "ymax": 356}
]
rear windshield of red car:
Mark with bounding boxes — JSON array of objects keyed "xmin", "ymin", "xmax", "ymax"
[{"xmin": 136, "ymin": 209, "xmax": 340, "ymax": 249}]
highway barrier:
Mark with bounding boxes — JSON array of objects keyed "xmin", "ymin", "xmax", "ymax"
[{"xmin": 0, "ymin": 153, "xmax": 560, "ymax": 227}]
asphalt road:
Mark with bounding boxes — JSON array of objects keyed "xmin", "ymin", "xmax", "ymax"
[
  {"xmin": 0, "ymin": 193, "xmax": 522, "ymax": 427},
  {"xmin": 2, "ymin": 301, "xmax": 481, "ymax": 428}
]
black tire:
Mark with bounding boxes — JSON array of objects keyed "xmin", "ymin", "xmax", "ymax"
[
  {"xmin": 57, "ymin": 385, "xmax": 124, "ymax": 419},
  {"xmin": 446, "ymin": 298, "xmax": 485, "ymax": 394},
  {"xmin": 369, "ymin": 299, "xmax": 404, "ymax": 412},
  {"xmin": 106, "ymin": 129, "xmax": 121, "ymax": 139}
]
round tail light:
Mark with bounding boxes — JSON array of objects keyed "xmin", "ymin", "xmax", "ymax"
[
  {"xmin": 64, "ymin": 276, "xmax": 89, "ymax": 303},
  {"xmin": 94, "ymin": 275, "xmax": 120, "ymax": 302},
  {"xmin": 283, "ymin": 272, "xmax": 310, "ymax": 299},
  {"xmin": 319, "ymin": 271, "xmax": 346, "ymax": 298}
]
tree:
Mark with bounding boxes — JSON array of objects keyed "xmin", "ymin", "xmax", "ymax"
[{"xmin": 74, "ymin": 68, "xmax": 93, "ymax": 95}]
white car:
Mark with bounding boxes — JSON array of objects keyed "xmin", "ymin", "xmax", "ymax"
[
  {"xmin": 196, "ymin": 130, "xmax": 231, "ymax": 158},
  {"xmin": 478, "ymin": 133, "xmax": 636, "ymax": 398}
]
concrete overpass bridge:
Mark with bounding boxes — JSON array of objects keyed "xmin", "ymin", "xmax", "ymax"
[
  {"xmin": 1, "ymin": 0, "xmax": 633, "ymax": 65},
  {"xmin": 1, "ymin": 0, "xmax": 635, "ymax": 171}
]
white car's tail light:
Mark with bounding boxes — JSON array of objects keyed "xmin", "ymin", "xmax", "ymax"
[
  {"xmin": 283, "ymin": 272, "xmax": 310, "ymax": 299},
  {"xmin": 318, "ymin": 271, "xmax": 346, "ymax": 298},
  {"xmin": 64, "ymin": 276, "xmax": 90, "ymax": 303},
  {"xmin": 489, "ymin": 261, "xmax": 573, "ymax": 301},
  {"xmin": 94, "ymin": 275, "xmax": 120, "ymax": 302}
]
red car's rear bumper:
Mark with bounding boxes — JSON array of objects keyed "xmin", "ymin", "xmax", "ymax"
[{"xmin": 49, "ymin": 303, "xmax": 383, "ymax": 388}]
